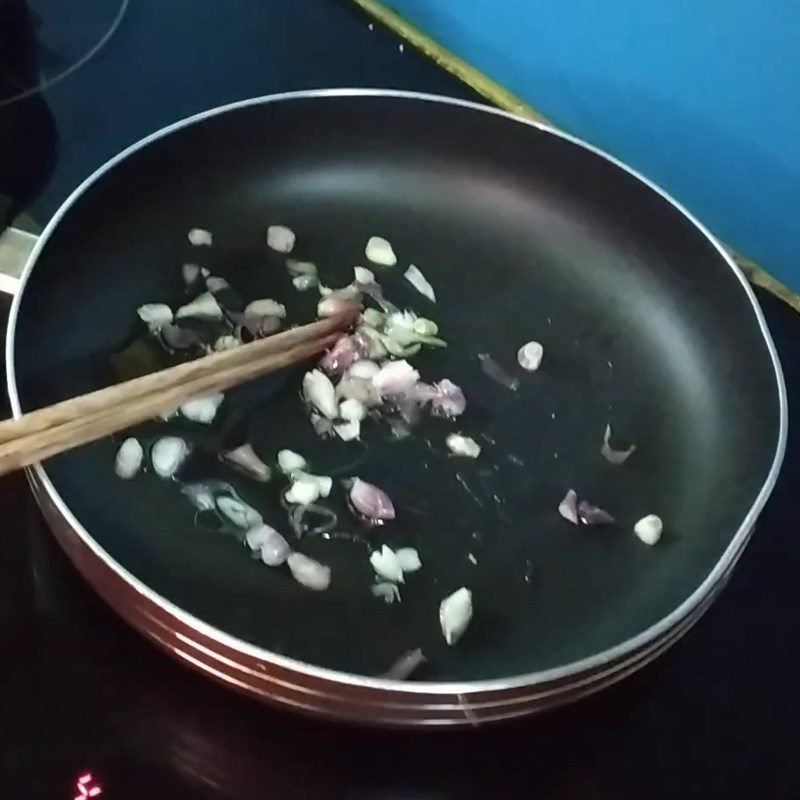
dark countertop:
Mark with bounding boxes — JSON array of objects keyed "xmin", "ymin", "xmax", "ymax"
[{"xmin": 1, "ymin": 1, "xmax": 798, "ymax": 798}]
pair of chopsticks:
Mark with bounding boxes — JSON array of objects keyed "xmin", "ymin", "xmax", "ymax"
[{"xmin": 0, "ymin": 311, "xmax": 356, "ymax": 477}]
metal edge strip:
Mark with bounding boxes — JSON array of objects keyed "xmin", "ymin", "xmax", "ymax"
[
  {"xmin": 349, "ymin": 0, "xmax": 800, "ymax": 316},
  {"xmin": 4, "ymin": 88, "xmax": 789, "ymax": 701}
]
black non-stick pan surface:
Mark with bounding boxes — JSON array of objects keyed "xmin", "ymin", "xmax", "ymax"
[{"xmin": 6, "ymin": 91, "xmax": 785, "ymax": 685}]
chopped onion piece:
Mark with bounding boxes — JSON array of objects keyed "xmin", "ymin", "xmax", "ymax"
[
  {"xmin": 446, "ymin": 434, "xmax": 481, "ymax": 459},
  {"xmin": 292, "ymin": 470, "xmax": 332, "ymax": 499},
  {"xmin": 371, "ymin": 581, "xmax": 401, "ymax": 604},
  {"xmin": 336, "ymin": 376, "xmax": 381, "ymax": 407},
  {"xmin": 370, "ymin": 545, "xmax": 404, "ymax": 583},
  {"xmin": 355, "ymin": 325, "xmax": 388, "ymax": 360},
  {"xmin": 339, "ymin": 398, "xmax": 367, "ymax": 422},
  {"xmin": 601, "ymin": 424, "xmax": 637, "ymax": 465},
  {"xmin": 361, "ymin": 308, "xmax": 385, "ymax": 328},
  {"xmin": 182, "ymin": 263, "xmax": 201, "ymax": 285},
  {"xmin": 372, "ymin": 360, "xmax": 419, "ymax": 398},
  {"xmin": 517, "ymin": 341, "xmax": 544, "ymax": 371},
  {"xmin": 151, "ymin": 437, "xmax": 189, "ymax": 478},
  {"xmin": 349, "ymin": 477, "xmax": 396, "ymax": 523},
  {"xmin": 413, "ymin": 317, "xmax": 438, "ymax": 336},
  {"xmin": 634, "ymin": 514, "xmax": 663, "ymax": 545},
  {"xmin": 176, "ymin": 291, "xmax": 223, "ymax": 320},
  {"xmin": 222, "ymin": 443, "xmax": 271, "ymax": 482},
  {"xmin": 205, "ymin": 276, "xmax": 230, "ymax": 294},
  {"xmin": 180, "ymin": 393, "xmax": 224, "ymax": 424},
  {"xmin": 216, "ymin": 496, "xmax": 263, "ymax": 528},
  {"xmin": 354, "ymin": 266, "xmax": 376, "ymax": 285},
  {"xmin": 404, "ymin": 264, "xmax": 436, "ymax": 302},
  {"xmin": 245, "ymin": 298, "xmax": 286, "ymax": 319},
  {"xmin": 320, "ymin": 335, "xmax": 364, "ymax": 374},
  {"xmin": 334, "ymin": 419, "xmax": 361, "ymax": 441},
  {"xmin": 287, "ymin": 552, "xmax": 331, "ymax": 591},
  {"xmin": 395, "ymin": 547, "xmax": 422, "ymax": 573},
  {"xmin": 577, "ymin": 500, "xmax": 615, "ymax": 526},
  {"xmin": 277, "ymin": 449, "xmax": 307, "ymax": 474},
  {"xmin": 114, "ymin": 437, "xmax": 143, "ymax": 479},
  {"xmin": 558, "ymin": 489, "xmax": 579, "ymax": 524},
  {"xmin": 266, "ymin": 224, "xmax": 295, "ymax": 253},
  {"xmin": 137, "ymin": 303, "xmax": 173, "ymax": 329},
  {"xmin": 365, "ymin": 236, "xmax": 397, "ymax": 266},
  {"xmin": 478, "ymin": 353, "xmax": 520, "ymax": 391},
  {"xmin": 214, "ymin": 334, "xmax": 240, "ymax": 352},
  {"xmin": 439, "ymin": 587, "xmax": 473, "ymax": 645},
  {"xmin": 188, "ymin": 228, "xmax": 212, "ymax": 246},
  {"xmin": 285, "ymin": 478, "xmax": 321, "ymax": 505},
  {"xmin": 383, "ymin": 648, "xmax": 426, "ymax": 680},
  {"xmin": 287, "ymin": 259, "xmax": 317, "ymax": 276},
  {"xmin": 302, "ymin": 369, "xmax": 338, "ymax": 419},
  {"xmin": 245, "ymin": 524, "xmax": 291, "ymax": 566},
  {"xmin": 345, "ymin": 359, "xmax": 380, "ymax": 380}
]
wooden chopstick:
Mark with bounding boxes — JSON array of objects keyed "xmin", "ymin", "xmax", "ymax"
[{"xmin": 0, "ymin": 312, "xmax": 355, "ymax": 476}]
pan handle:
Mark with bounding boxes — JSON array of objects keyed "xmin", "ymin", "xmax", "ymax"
[{"xmin": 0, "ymin": 227, "xmax": 36, "ymax": 296}]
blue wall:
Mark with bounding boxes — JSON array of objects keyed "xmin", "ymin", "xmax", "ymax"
[{"xmin": 391, "ymin": 1, "xmax": 800, "ymax": 289}]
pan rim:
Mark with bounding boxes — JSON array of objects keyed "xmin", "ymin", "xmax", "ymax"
[{"xmin": 5, "ymin": 88, "xmax": 788, "ymax": 696}]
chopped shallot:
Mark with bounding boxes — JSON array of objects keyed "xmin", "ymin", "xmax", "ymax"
[
  {"xmin": 345, "ymin": 359, "xmax": 380, "ymax": 380},
  {"xmin": 277, "ymin": 449, "xmax": 307, "ymax": 474},
  {"xmin": 395, "ymin": 547, "xmax": 422, "ymax": 573},
  {"xmin": 371, "ymin": 581, "xmax": 401, "ymax": 604},
  {"xmin": 188, "ymin": 228, "xmax": 212, "ymax": 246},
  {"xmin": 319, "ymin": 335, "xmax": 364, "ymax": 374},
  {"xmin": 151, "ymin": 437, "xmax": 189, "ymax": 478},
  {"xmin": 176, "ymin": 292, "xmax": 223, "ymax": 320},
  {"xmin": 339, "ymin": 398, "xmax": 367, "ymax": 422},
  {"xmin": 439, "ymin": 587, "xmax": 473, "ymax": 645},
  {"xmin": 310, "ymin": 412, "xmax": 335, "ymax": 438},
  {"xmin": 370, "ymin": 545, "xmax": 404, "ymax": 583},
  {"xmin": 428, "ymin": 379, "xmax": 466, "ymax": 417},
  {"xmin": 318, "ymin": 295, "xmax": 361, "ymax": 318},
  {"xmin": 114, "ymin": 437, "xmax": 143, "ymax": 479},
  {"xmin": 365, "ymin": 236, "xmax": 397, "ymax": 266},
  {"xmin": 245, "ymin": 524, "xmax": 291, "ymax": 566},
  {"xmin": 180, "ymin": 393, "xmax": 224, "ymax": 424},
  {"xmin": 267, "ymin": 224, "xmax": 295, "ymax": 253},
  {"xmin": 245, "ymin": 298, "xmax": 286, "ymax": 318},
  {"xmin": 478, "ymin": 353, "xmax": 520, "ymax": 391},
  {"xmin": 293, "ymin": 275, "xmax": 317, "ymax": 291},
  {"xmin": 634, "ymin": 514, "xmax": 663, "ymax": 545},
  {"xmin": 214, "ymin": 334, "xmax": 240, "ymax": 352},
  {"xmin": 182, "ymin": 263, "xmax": 201, "ymax": 286},
  {"xmin": 137, "ymin": 303, "xmax": 173, "ymax": 329},
  {"xmin": 216, "ymin": 496, "xmax": 263, "ymax": 528},
  {"xmin": 303, "ymin": 369, "xmax": 338, "ymax": 419},
  {"xmin": 222, "ymin": 443, "xmax": 271, "ymax": 482},
  {"xmin": 383, "ymin": 648, "xmax": 426, "ymax": 680},
  {"xmin": 348, "ymin": 478, "xmax": 396, "ymax": 524},
  {"xmin": 601, "ymin": 424, "xmax": 637, "ymax": 465},
  {"xmin": 285, "ymin": 477, "xmax": 321, "ymax": 505},
  {"xmin": 446, "ymin": 433, "xmax": 481, "ymax": 458},
  {"xmin": 558, "ymin": 489, "xmax": 579, "ymax": 524},
  {"xmin": 336, "ymin": 376, "xmax": 381, "ymax": 407},
  {"xmin": 404, "ymin": 264, "xmax": 436, "ymax": 302},
  {"xmin": 180, "ymin": 482, "xmax": 217, "ymax": 512},
  {"xmin": 160, "ymin": 324, "xmax": 203, "ymax": 351},
  {"xmin": 292, "ymin": 470, "xmax": 332, "ymax": 498},
  {"xmin": 287, "ymin": 552, "xmax": 331, "ymax": 591},
  {"xmin": 288, "ymin": 503, "xmax": 338, "ymax": 538},
  {"xmin": 372, "ymin": 360, "xmax": 419, "ymax": 397},
  {"xmin": 517, "ymin": 341, "xmax": 544, "ymax": 371}
]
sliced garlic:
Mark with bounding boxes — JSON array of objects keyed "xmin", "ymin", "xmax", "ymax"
[
  {"xmin": 188, "ymin": 228, "xmax": 212, "ymax": 246},
  {"xmin": 334, "ymin": 419, "xmax": 361, "ymax": 441},
  {"xmin": 222, "ymin": 443, "xmax": 271, "ymax": 482},
  {"xmin": 404, "ymin": 264, "xmax": 436, "ymax": 302},
  {"xmin": 266, "ymin": 224, "xmax": 295, "ymax": 253},
  {"xmin": 634, "ymin": 514, "xmax": 663, "ymax": 545},
  {"xmin": 292, "ymin": 470, "xmax": 332, "ymax": 499},
  {"xmin": 176, "ymin": 291, "xmax": 223, "ymax": 320},
  {"xmin": 339, "ymin": 398, "xmax": 367, "ymax": 423},
  {"xmin": 287, "ymin": 552, "xmax": 331, "ymax": 591},
  {"xmin": 395, "ymin": 547, "xmax": 422, "ymax": 573},
  {"xmin": 216, "ymin": 496, "xmax": 263, "ymax": 528},
  {"xmin": 345, "ymin": 359, "xmax": 380, "ymax": 380},
  {"xmin": 179, "ymin": 393, "xmax": 224, "ymax": 424},
  {"xmin": 517, "ymin": 341, "xmax": 544, "ymax": 371},
  {"xmin": 439, "ymin": 587, "xmax": 473, "ymax": 645},
  {"xmin": 245, "ymin": 298, "xmax": 286, "ymax": 318},
  {"xmin": 303, "ymin": 369, "xmax": 338, "ymax": 419},
  {"xmin": 277, "ymin": 449, "xmax": 307, "ymax": 474},
  {"xmin": 370, "ymin": 545, "xmax": 404, "ymax": 584},
  {"xmin": 114, "ymin": 437, "xmax": 143, "ymax": 479},
  {"xmin": 151, "ymin": 437, "xmax": 189, "ymax": 478},
  {"xmin": 365, "ymin": 236, "xmax": 397, "ymax": 266},
  {"xmin": 446, "ymin": 433, "xmax": 481, "ymax": 459},
  {"xmin": 285, "ymin": 477, "xmax": 321, "ymax": 505},
  {"xmin": 371, "ymin": 582, "xmax": 401, "ymax": 604},
  {"xmin": 354, "ymin": 266, "xmax": 376, "ymax": 285}
]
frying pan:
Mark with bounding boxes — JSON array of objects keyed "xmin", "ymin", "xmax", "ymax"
[{"xmin": 4, "ymin": 90, "xmax": 786, "ymax": 726}]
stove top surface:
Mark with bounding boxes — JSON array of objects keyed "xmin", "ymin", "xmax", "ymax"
[{"xmin": 0, "ymin": 2, "xmax": 798, "ymax": 798}]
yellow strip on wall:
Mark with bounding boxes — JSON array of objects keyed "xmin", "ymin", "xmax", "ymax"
[{"xmin": 350, "ymin": 0, "xmax": 800, "ymax": 315}]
